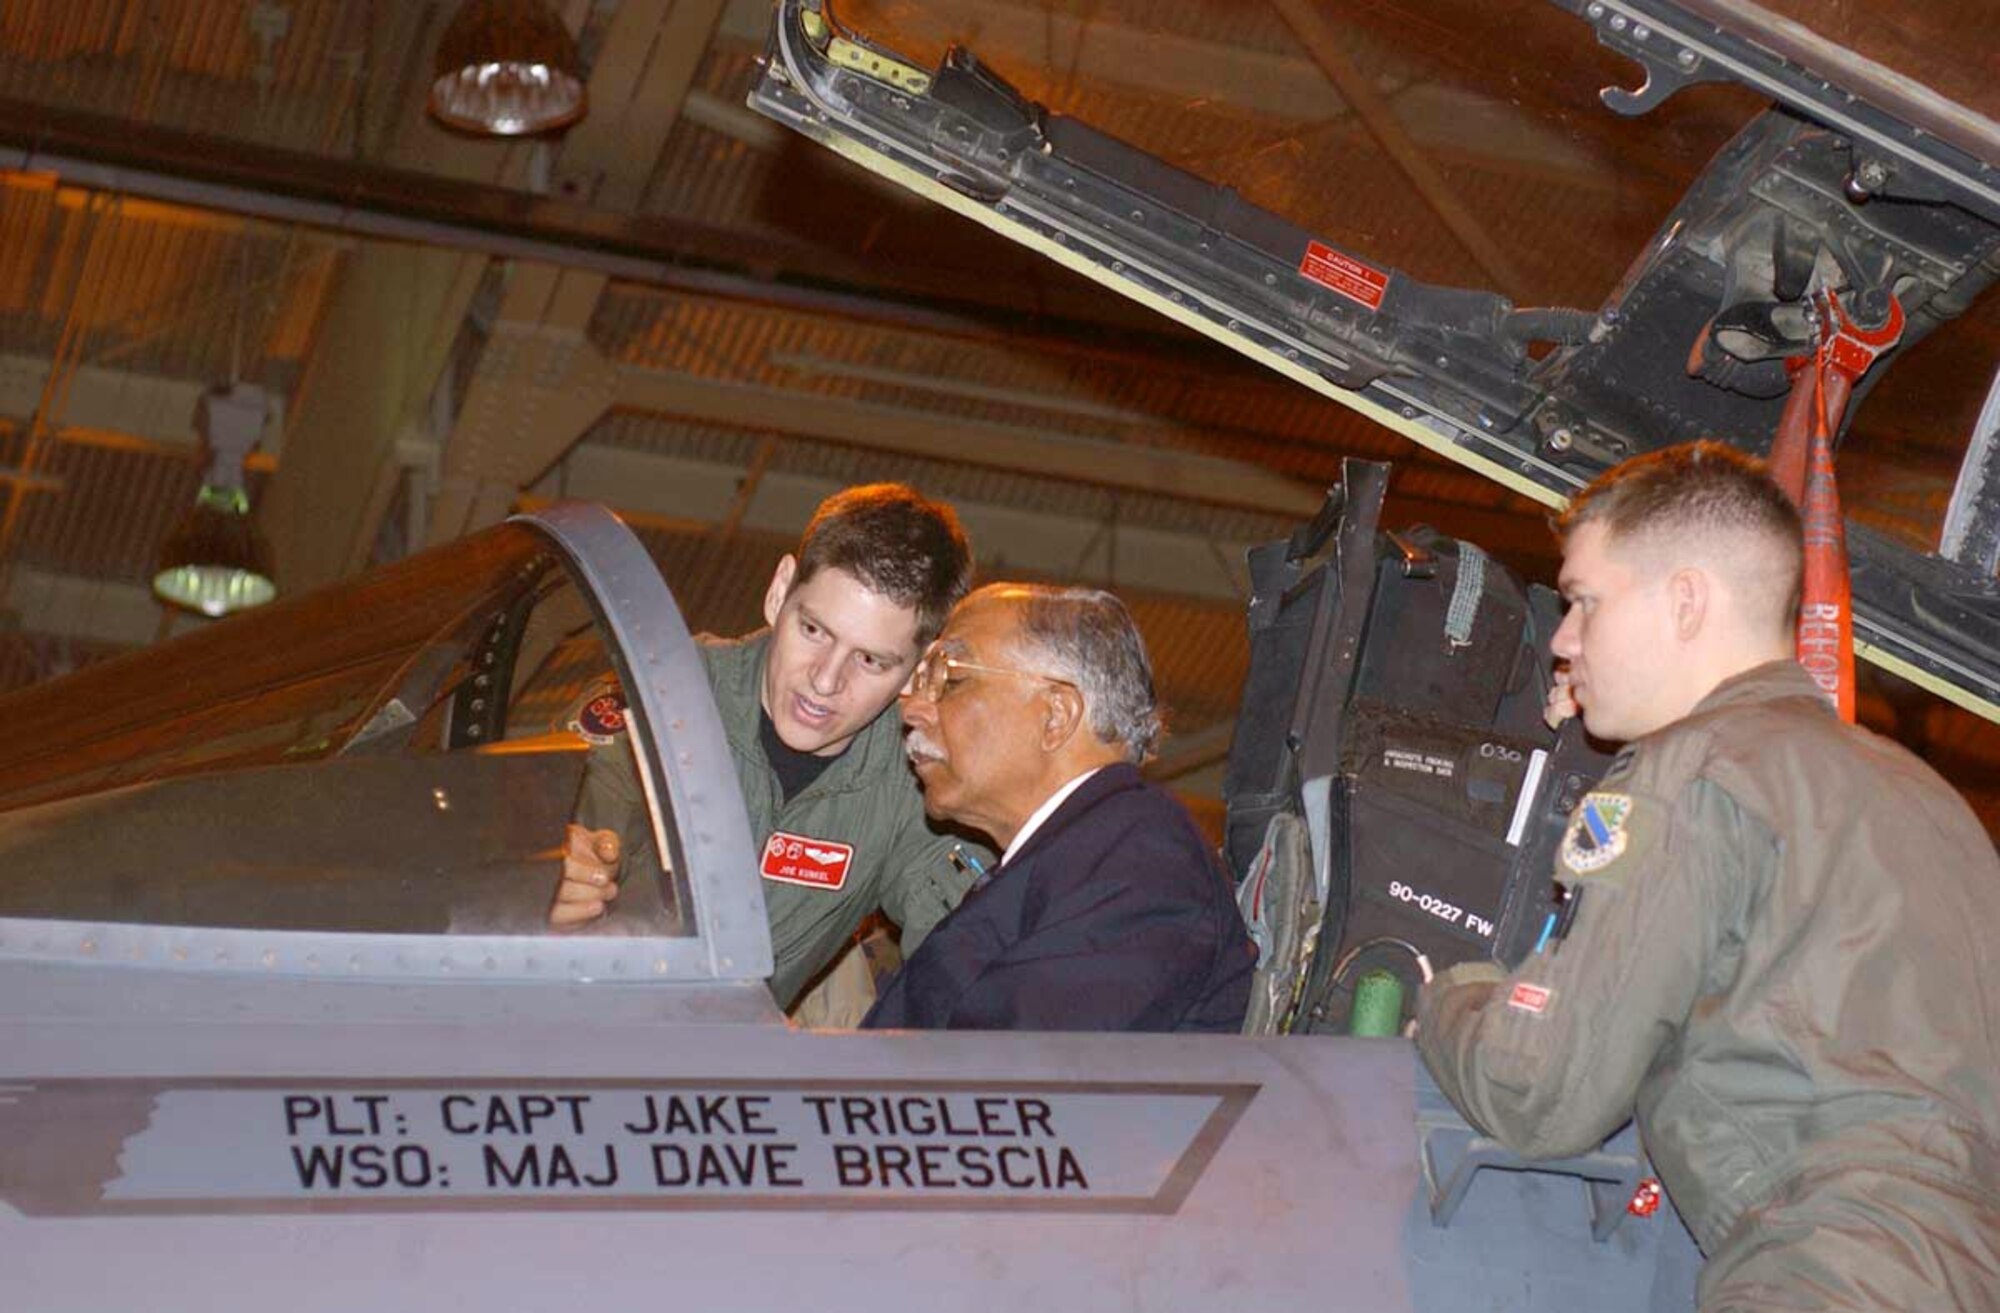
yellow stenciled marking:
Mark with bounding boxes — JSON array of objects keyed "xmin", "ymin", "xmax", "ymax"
[
  {"xmin": 829, "ymin": 38, "xmax": 931, "ymax": 94},
  {"xmin": 790, "ymin": 117, "xmax": 2000, "ymax": 726}
]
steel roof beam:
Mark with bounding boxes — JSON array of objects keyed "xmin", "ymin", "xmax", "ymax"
[
  {"xmin": 0, "ymin": 95, "xmax": 806, "ymax": 282},
  {"xmin": 608, "ymin": 365, "xmax": 1562, "ymax": 568},
  {"xmin": 614, "ymin": 365, "xmax": 1324, "ymax": 518}
]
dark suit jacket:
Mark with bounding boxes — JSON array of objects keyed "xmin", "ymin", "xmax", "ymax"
[{"xmin": 862, "ymin": 763, "xmax": 1253, "ymax": 1033}]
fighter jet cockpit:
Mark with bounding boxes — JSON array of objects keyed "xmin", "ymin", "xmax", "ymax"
[
  {"xmin": 0, "ymin": 489, "xmax": 1704, "ymax": 1313},
  {"xmin": 2, "ymin": 0, "xmax": 1993, "ymax": 1306},
  {"xmin": 0, "ymin": 504, "xmax": 768, "ymax": 986}
]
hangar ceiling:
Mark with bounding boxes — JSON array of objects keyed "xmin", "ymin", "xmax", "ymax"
[{"xmin": 0, "ymin": 0, "xmax": 1995, "ymax": 829}]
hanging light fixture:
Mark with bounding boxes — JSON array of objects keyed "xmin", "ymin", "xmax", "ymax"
[
  {"xmin": 152, "ymin": 383, "xmax": 277, "ymax": 619},
  {"xmin": 428, "ymin": 0, "xmax": 587, "ymax": 136}
]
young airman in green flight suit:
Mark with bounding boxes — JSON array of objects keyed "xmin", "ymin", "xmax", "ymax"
[
  {"xmin": 1419, "ymin": 443, "xmax": 2000, "ymax": 1311},
  {"xmin": 551, "ymin": 483, "xmax": 985, "ymax": 1011}
]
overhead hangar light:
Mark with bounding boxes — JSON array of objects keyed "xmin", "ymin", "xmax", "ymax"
[
  {"xmin": 152, "ymin": 383, "xmax": 277, "ymax": 620},
  {"xmin": 428, "ymin": 0, "xmax": 587, "ymax": 136}
]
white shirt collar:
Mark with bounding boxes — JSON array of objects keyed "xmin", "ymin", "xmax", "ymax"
[{"xmin": 1000, "ymin": 767, "xmax": 1106, "ymax": 868}]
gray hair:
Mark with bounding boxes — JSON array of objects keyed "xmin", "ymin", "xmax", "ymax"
[{"xmin": 976, "ymin": 583, "xmax": 1163, "ymax": 764}]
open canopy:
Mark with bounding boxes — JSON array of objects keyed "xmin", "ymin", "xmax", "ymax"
[{"xmin": 751, "ymin": 0, "xmax": 2000, "ymax": 721}]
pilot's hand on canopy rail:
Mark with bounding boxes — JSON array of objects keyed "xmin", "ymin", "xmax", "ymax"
[
  {"xmin": 550, "ymin": 824, "xmax": 621, "ymax": 928},
  {"xmin": 1544, "ymin": 665, "xmax": 1579, "ymax": 732}
]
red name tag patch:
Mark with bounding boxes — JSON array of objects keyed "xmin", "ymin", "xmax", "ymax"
[
  {"xmin": 1507, "ymin": 982, "xmax": 1553, "ymax": 1015},
  {"xmin": 760, "ymin": 832, "xmax": 854, "ymax": 891}
]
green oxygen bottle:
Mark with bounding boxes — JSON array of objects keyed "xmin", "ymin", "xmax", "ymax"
[{"xmin": 1349, "ymin": 968, "xmax": 1405, "ymax": 1037}]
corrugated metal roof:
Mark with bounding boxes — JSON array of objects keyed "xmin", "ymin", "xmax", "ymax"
[
  {"xmin": 0, "ymin": 428, "xmax": 273, "ymax": 584},
  {"xmin": 0, "ymin": 178, "xmax": 341, "ymax": 401},
  {"xmin": 0, "ymin": 0, "xmax": 414, "ymax": 157}
]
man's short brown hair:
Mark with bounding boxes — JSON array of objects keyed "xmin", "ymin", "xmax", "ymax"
[
  {"xmin": 795, "ymin": 484, "xmax": 973, "ymax": 644},
  {"xmin": 1558, "ymin": 440, "xmax": 1804, "ymax": 629}
]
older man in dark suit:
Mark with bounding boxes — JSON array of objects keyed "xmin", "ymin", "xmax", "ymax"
[{"xmin": 862, "ymin": 583, "xmax": 1252, "ymax": 1033}]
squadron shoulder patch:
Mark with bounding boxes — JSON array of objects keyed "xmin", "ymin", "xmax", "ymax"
[
  {"xmin": 1561, "ymin": 791, "xmax": 1633, "ymax": 875},
  {"xmin": 563, "ymin": 679, "xmax": 628, "ymax": 746}
]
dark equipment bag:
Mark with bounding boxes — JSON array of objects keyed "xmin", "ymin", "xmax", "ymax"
[{"xmin": 1224, "ymin": 461, "xmax": 1610, "ymax": 1035}]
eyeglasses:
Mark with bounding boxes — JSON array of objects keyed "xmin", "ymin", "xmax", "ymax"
[{"xmin": 906, "ymin": 647, "xmax": 1078, "ymax": 704}]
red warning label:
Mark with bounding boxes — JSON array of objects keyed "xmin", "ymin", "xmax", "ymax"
[{"xmin": 1299, "ymin": 240, "xmax": 1389, "ymax": 311}]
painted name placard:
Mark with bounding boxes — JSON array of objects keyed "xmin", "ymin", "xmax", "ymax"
[{"xmin": 0, "ymin": 1079, "xmax": 1254, "ymax": 1215}]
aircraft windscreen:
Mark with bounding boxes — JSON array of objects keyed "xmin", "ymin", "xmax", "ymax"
[
  {"xmin": 822, "ymin": 0, "xmax": 2000, "ymax": 554},
  {"xmin": 0, "ymin": 522, "xmax": 688, "ymax": 939},
  {"xmin": 835, "ymin": 0, "xmax": 1759, "ymax": 309}
]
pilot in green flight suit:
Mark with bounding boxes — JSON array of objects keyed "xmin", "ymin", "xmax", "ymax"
[
  {"xmin": 1417, "ymin": 444, "xmax": 2000, "ymax": 1311},
  {"xmin": 552, "ymin": 484, "xmax": 985, "ymax": 1011}
]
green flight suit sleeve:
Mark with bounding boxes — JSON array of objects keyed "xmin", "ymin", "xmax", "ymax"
[
  {"xmin": 572, "ymin": 732, "xmax": 664, "ymax": 894},
  {"xmin": 874, "ymin": 819, "xmax": 981, "ymax": 955},
  {"xmin": 1416, "ymin": 776, "xmax": 1751, "ymax": 1161}
]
